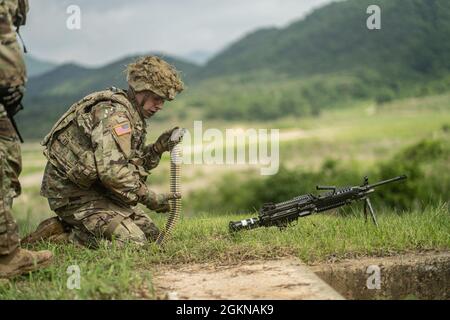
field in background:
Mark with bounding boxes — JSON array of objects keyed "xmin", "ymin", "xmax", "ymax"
[{"xmin": 19, "ymin": 92, "xmax": 450, "ymax": 215}]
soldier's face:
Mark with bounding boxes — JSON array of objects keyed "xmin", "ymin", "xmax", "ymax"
[{"xmin": 138, "ymin": 92, "xmax": 165, "ymax": 118}]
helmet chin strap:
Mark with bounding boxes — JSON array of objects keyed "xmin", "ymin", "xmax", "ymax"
[{"xmin": 127, "ymin": 86, "xmax": 152, "ymax": 119}]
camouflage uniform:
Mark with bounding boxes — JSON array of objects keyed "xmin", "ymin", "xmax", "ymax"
[
  {"xmin": 0, "ymin": 0, "xmax": 28, "ymax": 256},
  {"xmin": 40, "ymin": 57, "xmax": 184, "ymax": 248},
  {"xmin": 0, "ymin": 0, "xmax": 27, "ymax": 88},
  {"xmin": 0, "ymin": 104, "xmax": 21, "ymax": 255}
]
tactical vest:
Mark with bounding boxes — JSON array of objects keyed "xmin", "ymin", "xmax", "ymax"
[
  {"xmin": 0, "ymin": 0, "xmax": 28, "ymax": 87},
  {"xmin": 41, "ymin": 89, "xmax": 145, "ymax": 190}
]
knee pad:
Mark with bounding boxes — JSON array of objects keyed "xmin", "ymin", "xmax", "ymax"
[{"xmin": 107, "ymin": 217, "xmax": 146, "ymax": 245}]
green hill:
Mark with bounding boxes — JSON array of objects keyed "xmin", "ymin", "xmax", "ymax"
[
  {"xmin": 24, "ymin": 55, "xmax": 57, "ymax": 78},
  {"xmin": 199, "ymin": 0, "xmax": 450, "ymax": 80},
  {"xmin": 26, "ymin": 54, "xmax": 199, "ymax": 97},
  {"xmin": 182, "ymin": 0, "xmax": 450, "ymax": 122}
]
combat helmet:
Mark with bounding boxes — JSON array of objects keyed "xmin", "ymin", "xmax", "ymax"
[{"xmin": 126, "ymin": 56, "xmax": 184, "ymax": 101}]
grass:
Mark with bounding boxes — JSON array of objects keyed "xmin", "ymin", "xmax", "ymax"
[
  {"xmin": 0, "ymin": 243, "xmax": 154, "ymax": 299},
  {"xmin": 2, "ymin": 203, "xmax": 449, "ymax": 299}
]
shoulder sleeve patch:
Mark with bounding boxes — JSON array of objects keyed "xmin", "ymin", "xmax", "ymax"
[
  {"xmin": 114, "ymin": 122, "xmax": 132, "ymax": 136},
  {"xmin": 112, "ymin": 121, "xmax": 132, "ymax": 158}
]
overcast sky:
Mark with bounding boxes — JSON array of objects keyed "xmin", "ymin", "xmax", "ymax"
[{"xmin": 22, "ymin": 0, "xmax": 333, "ymax": 66}]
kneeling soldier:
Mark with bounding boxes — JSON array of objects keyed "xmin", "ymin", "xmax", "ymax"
[{"xmin": 25, "ymin": 56, "xmax": 184, "ymax": 248}]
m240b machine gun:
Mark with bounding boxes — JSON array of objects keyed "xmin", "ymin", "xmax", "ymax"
[{"xmin": 229, "ymin": 175, "xmax": 407, "ymax": 232}]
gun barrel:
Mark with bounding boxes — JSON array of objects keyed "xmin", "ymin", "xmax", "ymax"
[{"xmin": 368, "ymin": 175, "xmax": 407, "ymax": 189}]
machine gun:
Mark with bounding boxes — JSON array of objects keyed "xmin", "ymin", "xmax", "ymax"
[{"xmin": 229, "ymin": 175, "xmax": 407, "ymax": 232}]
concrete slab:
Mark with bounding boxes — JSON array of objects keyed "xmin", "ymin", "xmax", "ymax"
[{"xmin": 153, "ymin": 258, "xmax": 344, "ymax": 300}]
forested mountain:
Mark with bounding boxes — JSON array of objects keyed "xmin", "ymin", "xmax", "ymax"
[
  {"xmin": 18, "ymin": 0, "xmax": 450, "ymax": 139},
  {"xmin": 199, "ymin": 0, "xmax": 450, "ymax": 81}
]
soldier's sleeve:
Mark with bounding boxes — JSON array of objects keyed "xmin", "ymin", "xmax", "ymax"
[
  {"xmin": 91, "ymin": 102, "xmax": 151, "ymax": 206},
  {"xmin": 142, "ymin": 143, "xmax": 162, "ymax": 171}
]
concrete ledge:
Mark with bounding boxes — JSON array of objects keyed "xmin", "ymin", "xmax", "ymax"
[{"xmin": 153, "ymin": 258, "xmax": 344, "ymax": 300}]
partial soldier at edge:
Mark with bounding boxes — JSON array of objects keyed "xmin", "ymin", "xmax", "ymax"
[{"xmin": 0, "ymin": 0, "xmax": 53, "ymax": 278}]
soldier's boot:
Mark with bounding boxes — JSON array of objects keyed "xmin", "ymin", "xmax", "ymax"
[
  {"xmin": 21, "ymin": 217, "xmax": 70, "ymax": 245},
  {"xmin": 0, "ymin": 248, "xmax": 53, "ymax": 278}
]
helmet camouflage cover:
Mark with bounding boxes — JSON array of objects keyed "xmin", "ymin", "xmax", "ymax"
[{"xmin": 126, "ymin": 56, "xmax": 184, "ymax": 101}]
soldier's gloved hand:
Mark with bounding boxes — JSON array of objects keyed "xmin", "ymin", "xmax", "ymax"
[
  {"xmin": 3, "ymin": 85, "xmax": 25, "ymax": 107},
  {"xmin": 146, "ymin": 192, "xmax": 181, "ymax": 213},
  {"xmin": 152, "ymin": 127, "xmax": 179, "ymax": 155}
]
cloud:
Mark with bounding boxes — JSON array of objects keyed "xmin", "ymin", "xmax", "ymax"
[{"xmin": 21, "ymin": 0, "xmax": 332, "ymax": 66}]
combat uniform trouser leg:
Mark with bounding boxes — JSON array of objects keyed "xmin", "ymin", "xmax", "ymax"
[
  {"xmin": 0, "ymin": 116, "xmax": 21, "ymax": 256},
  {"xmin": 55, "ymin": 200, "xmax": 159, "ymax": 248},
  {"xmin": 130, "ymin": 207, "xmax": 160, "ymax": 242}
]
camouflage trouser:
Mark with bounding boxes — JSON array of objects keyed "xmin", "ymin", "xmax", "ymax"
[
  {"xmin": 0, "ymin": 114, "xmax": 21, "ymax": 256},
  {"xmin": 55, "ymin": 199, "xmax": 160, "ymax": 248}
]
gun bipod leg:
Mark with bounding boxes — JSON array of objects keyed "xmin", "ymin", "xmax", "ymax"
[
  {"xmin": 365, "ymin": 197, "xmax": 378, "ymax": 227},
  {"xmin": 363, "ymin": 198, "xmax": 368, "ymax": 223}
]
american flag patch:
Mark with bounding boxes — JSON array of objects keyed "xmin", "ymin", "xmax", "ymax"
[{"xmin": 114, "ymin": 122, "xmax": 131, "ymax": 136}]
